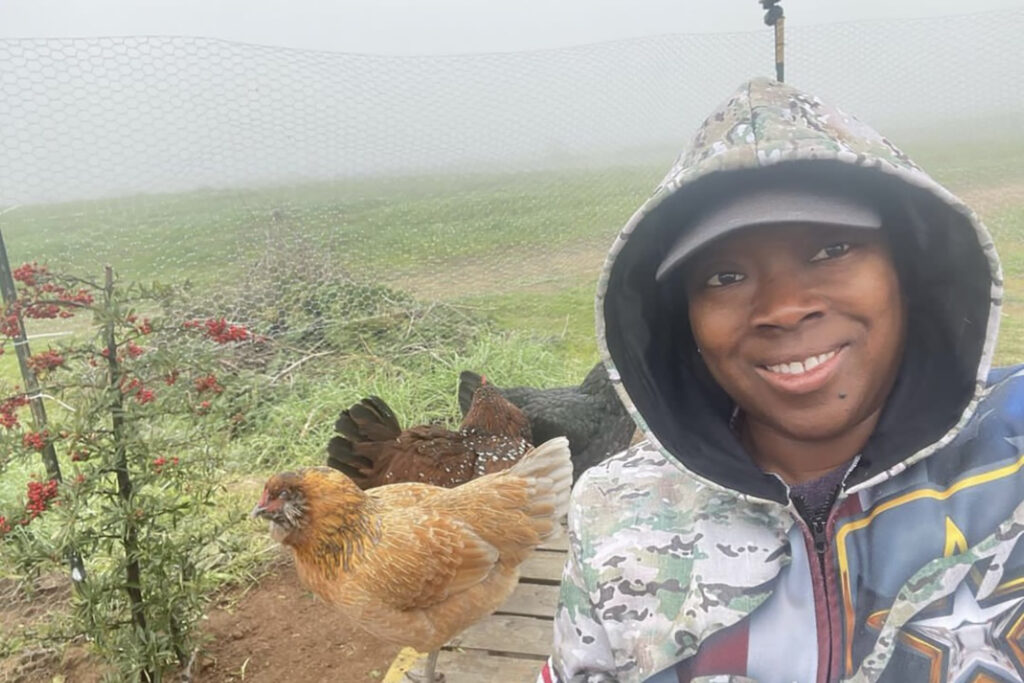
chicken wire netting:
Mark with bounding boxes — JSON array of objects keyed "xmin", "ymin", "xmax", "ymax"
[
  {"xmin": 0, "ymin": 10, "xmax": 1022, "ymax": 677},
  {"xmin": 0, "ymin": 8, "xmax": 1023, "ymax": 383}
]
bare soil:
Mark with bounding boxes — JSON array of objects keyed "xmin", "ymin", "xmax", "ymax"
[
  {"xmin": 0, "ymin": 558, "xmax": 399, "ymax": 683},
  {"xmin": 194, "ymin": 557, "xmax": 399, "ymax": 682}
]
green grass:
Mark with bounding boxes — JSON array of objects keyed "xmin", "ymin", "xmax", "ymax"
[
  {"xmin": 458, "ymin": 282, "xmax": 599, "ymax": 365},
  {"xmin": 0, "ymin": 167, "xmax": 659, "ymax": 291},
  {"xmin": 900, "ymin": 135, "xmax": 1024, "ymax": 193},
  {"xmin": 3, "ymin": 137, "xmax": 1021, "ymax": 353},
  {"xmin": 221, "ymin": 326, "xmax": 598, "ymax": 473},
  {"xmin": 0, "ymin": 165, "xmax": 656, "ymax": 386},
  {"xmin": 989, "ymin": 203, "xmax": 1024, "ymax": 367}
]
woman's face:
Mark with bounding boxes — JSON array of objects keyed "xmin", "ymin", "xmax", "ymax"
[{"xmin": 684, "ymin": 222, "xmax": 906, "ymax": 443}]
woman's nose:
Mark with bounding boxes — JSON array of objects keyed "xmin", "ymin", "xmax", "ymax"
[{"xmin": 749, "ymin": 272, "xmax": 827, "ymax": 331}]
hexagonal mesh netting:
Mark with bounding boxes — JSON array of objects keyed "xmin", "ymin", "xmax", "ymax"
[
  {"xmin": 1, "ymin": 11, "xmax": 1021, "ymax": 383},
  {"xmin": 0, "ymin": 11, "xmax": 1023, "ymax": 680}
]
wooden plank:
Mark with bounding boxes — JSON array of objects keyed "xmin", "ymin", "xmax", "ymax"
[
  {"xmin": 386, "ymin": 552, "xmax": 565, "ymax": 682},
  {"xmin": 496, "ymin": 583, "xmax": 560, "ymax": 618},
  {"xmin": 446, "ymin": 614, "xmax": 554, "ymax": 657},
  {"xmin": 519, "ymin": 551, "xmax": 566, "ymax": 583},
  {"xmin": 434, "ymin": 650, "xmax": 545, "ymax": 683},
  {"xmin": 537, "ymin": 533, "xmax": 569, "ymax": 552}
]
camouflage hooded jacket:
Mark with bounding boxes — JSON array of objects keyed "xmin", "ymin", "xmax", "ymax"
[{"xmin": 541, "ymin": 78, "xmax": 1024, "ymax": 683}]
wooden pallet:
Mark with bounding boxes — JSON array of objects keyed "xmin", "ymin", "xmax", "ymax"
[{"xmin": 383, "ymin": 535, "xmax": 568, "ymax": 683}]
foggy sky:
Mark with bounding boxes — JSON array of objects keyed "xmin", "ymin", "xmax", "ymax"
[
  {"xmin": 1, "ymin": 3, "xmax": 1022, "ymax": 204},
  {"xmin": 2, "ymin": 0, "xmax": 1023, "ymax": 54}
]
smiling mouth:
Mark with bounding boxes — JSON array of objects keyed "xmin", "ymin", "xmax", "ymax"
[
  {"xmin": 761, "ymin": 347, "xmax": 842, "ymax": 375},
  {"xmin": 754, "ymin": 344, "xmax": 849, "ymax": 394}
]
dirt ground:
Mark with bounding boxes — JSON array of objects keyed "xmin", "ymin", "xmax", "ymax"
[
  {"xmin": 194, "ymin": 559, "xmax": 400, "ymax": 682},
  {"xmin": 0, "ymin": 558, "xmax": 399, "ymax": 683}
]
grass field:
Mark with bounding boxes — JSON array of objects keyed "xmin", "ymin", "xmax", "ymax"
[
  {"xmin": 3, "ymin": 137, "xmax": 1023, "ymax": 369},
  {"xmin": 1, "ymin": 137, "xmax": 1023, "ymax": 672}
]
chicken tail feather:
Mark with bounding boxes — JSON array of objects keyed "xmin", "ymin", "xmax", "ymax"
[
  {"xmin": 326, "ymin": 396, "xmax": 403, "ymax": 487},
  {"xmin": 507, "ymin": 436, "xmax": 573, "ymax": 541},
  {"xmin": 325, "ymin": 436, "xmax": 374, "ymax": 479},
  {"xmin": 337, "ymin": 396, "xmax": 401, "ymax": 442}
]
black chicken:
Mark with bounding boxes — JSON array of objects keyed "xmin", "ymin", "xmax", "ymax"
[{"xmin": 458, "ymin": 362, "xmax": 635, "ymax": 481}]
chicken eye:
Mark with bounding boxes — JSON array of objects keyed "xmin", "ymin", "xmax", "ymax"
[
  {"xmin": 810, "ymin": 242, "xmax": 851, "ymax": 262},
  {"xmin": 705, "ymin": 271, "xmax": 746, "ymax": 288},
  {"xmin": 278, "ymin": 490, "xmax": 289, "ymax": 500}
]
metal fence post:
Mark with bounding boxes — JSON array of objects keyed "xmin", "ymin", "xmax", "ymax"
[
  {"xmin": 761, "ymin": 0, "xmax": 785, "ymax": 82},
  {"xmin": 0, "ymin": 227, "xmax": 62, "ymax": 480},
  {"xmin": 0, "ymin": 219, "xmax": 87, "ymax": 585}
]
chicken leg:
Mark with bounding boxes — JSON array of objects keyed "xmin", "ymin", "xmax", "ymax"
[{"xmin": 405, "ymin": 649, "xmax": 444, "ymax": 683}]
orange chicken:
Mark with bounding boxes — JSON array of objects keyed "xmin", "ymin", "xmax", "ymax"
[{"xmin": 253, "ymin": 436, "xmax": 571, "ymax": 682}]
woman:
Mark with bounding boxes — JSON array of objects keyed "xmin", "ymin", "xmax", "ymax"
[{"xmin": 543, "ymin": 78, "xmax": 1024, "ymax": 682}]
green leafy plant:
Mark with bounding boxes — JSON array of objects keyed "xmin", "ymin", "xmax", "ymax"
[{"xmin": 0, "ymin": 262, "xmax": 256, "ymax": 681}]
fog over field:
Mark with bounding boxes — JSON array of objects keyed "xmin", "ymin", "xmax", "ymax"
[{"xmin": 1, "ymin": 4, "xmax": 1022, "ymax": 205}]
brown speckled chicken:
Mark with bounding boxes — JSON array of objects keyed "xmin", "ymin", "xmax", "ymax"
[
  {"xmin": 252, "ymin": 436, "xmax": 572, "ymax": 683},
  {"xmin": 325, "ymin": 384, "xmax": 532, "ymax": 489}
]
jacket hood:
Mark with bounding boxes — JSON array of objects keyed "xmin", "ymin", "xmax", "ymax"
[{"xmin": 597, "ymin": 78, "xmax": 1003, "ymax": 504}]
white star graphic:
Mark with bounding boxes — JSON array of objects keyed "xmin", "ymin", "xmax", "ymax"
[{"xmin": 904, "ymin": 582, "xmax": 1024, "ymax": 682}]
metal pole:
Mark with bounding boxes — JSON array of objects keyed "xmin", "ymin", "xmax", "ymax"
[
  {"xmin": 0, "ymin": 220, "xmax": 86, "ymax": 585},
  {"xmin": 774, "ymin": 15, "xmax": 785, "ymax": 82},
  {"xmin": 0, "ymin": 228, "xmax": 62, "ymax": 480},
  {"xmin": 761, "ymin": 0, "xmax": 785, "ymax": 82}
]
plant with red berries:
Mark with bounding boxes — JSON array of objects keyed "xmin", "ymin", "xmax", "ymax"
[
  {"xmin": 26, "ymin": 349, "xmax": 65, "ymax": 373},
  {"xmin": 183, "ymin": 316, "xmax": 251, "ymax": 344},
  {"xmin": 0, "ymin": 262, "xmax": 257, "ymax": 681},
  {"xmin": 22, "ymin": 430, "xmax": 49, "ymax": 451},
  {"xmin": 23, "ymin": 479, "xmax": 59, "ymax": 521}
]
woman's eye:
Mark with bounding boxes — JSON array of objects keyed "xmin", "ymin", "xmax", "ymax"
[
  {"xmin": 810, "ymin": 242, "xmax": 851, "ymax": 262},
  {"xmin": 705, "ymin": 272, "xmax": 746, "ymax": 287}
]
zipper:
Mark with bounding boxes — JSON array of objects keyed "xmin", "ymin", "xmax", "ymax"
[
  {"xmin": 810, "ymin": 518, "xmax": 828, "ymax": 555},
  {"xmin": 794, "ymin": 506, "xmax": 843, "ymax": 683},
  {"xmin": 792, "ymin": 458, "xmax": 859, "ymax": 683},
  {"xmin": 809, "ymin": 517, "xmax": 833, "ymax": 682}
]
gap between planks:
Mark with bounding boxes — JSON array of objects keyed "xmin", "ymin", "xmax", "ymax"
[{"xmin": 518, "ymin": 550, "xmax": 566, "ymax": 585}]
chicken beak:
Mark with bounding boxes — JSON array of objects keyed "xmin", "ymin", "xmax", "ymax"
[{"xmin": 250, "ymin": 490, "xmax": 270, "ymax": 519}]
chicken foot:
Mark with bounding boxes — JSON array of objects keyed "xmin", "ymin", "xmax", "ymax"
[{"xmin": 405, "ymin": 649, "xmax": 444, "ymax": 683}]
